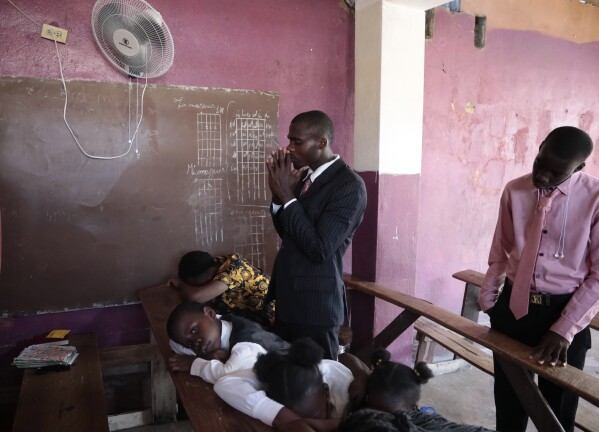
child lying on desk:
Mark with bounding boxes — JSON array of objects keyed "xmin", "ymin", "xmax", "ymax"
[
  {"xmin": 350, "ymin": 348, "xmax": 494, "ymax": 431},
  {"xmin": 215, "ymin": 342, "xmax": 493, "ymax": 432},
  {"xmin": 166, "ymin": 300, "xmax": 288, "ymax": 384},
  {"xmin": 169, "ymin": 251, "xmax": 275, "ymax": 326},
  {"xmin": 213, "ymin": 337, "xmax": 370, "ymax": 431}
]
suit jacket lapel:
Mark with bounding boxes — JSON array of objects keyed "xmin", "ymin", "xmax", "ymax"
[{"xmin": 300, "ymin": 158, "xmax": 345, "ymax": 198}]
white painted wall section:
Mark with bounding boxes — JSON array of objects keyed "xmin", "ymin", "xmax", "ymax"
[
  {"xmin": 354, "ymin": 0, "xmax": 382, "ymax": 173},
  {"xmin": 379, "ymin": 2, "xmax": 424, "ymax": 175},
  {"xmin": 354, "ymin": 0, "xmax": 447, "ymax": 175}
]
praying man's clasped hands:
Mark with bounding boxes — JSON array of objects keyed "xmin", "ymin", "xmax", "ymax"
[{"xmin": 266, "ymin": 148, "xmax": 308, "ymax": 205}]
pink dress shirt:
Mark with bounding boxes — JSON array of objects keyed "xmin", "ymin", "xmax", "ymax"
[{"xmin": 480, "ymin": 171, "xmax": 599, "ymax": 342}]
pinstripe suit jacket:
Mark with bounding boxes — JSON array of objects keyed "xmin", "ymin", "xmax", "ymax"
[{"xmin": 269, "ymin": 158, "xmax": 367, "ymax": 326}]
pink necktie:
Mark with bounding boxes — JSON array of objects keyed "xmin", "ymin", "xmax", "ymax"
[
  {"xmin": 510, "ymin": 189, "xmax": 558, "ymax": 319},
  {"xmin": 300, "ymin": 176, "xmax": 312, "ymax": 196}
]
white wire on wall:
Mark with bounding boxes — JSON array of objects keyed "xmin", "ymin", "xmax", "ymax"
[{"xmin": 8, "ymin": 0, "xmax": 145, "ymax": 160}]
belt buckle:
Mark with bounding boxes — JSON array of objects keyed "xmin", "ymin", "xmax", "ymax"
[{"xmin": 530, "ymin": 293, "xmax": 543, "ymax": 305}]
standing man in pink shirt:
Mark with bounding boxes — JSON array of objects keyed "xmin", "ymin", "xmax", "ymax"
[{"xmin": 479, "ymin": 126, "xmax": 599, "ymax": 432}]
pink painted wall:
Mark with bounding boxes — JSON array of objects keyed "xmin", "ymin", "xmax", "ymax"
[
  {"xmin": 417, "ymin": 9, "xmax": 599, "ymax": 312},
  {"xmin": 0, "ymin": 0, "xmax": 355, "ymax": 383},
  {"xmin": 0, "ymin": 1, "xmax": 354, "ymax": 159}
]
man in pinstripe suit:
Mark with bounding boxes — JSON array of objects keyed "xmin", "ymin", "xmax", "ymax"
[{"xmin": 266, "ymin": 110, "xmax": 367, "ymax": 359}]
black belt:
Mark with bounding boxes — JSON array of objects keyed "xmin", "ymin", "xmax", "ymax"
[
  {"xmin": 528, "ymin": 292, "xmax": 553, "ymax": 306},
  {"xmin": 505, "ymin": 278, "xmax": 573, "ymax": 306}
]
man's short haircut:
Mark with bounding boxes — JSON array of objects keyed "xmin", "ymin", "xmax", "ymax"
[
  {"xmin": 178, "ymin": 251, "xmax": 215, "ymax": 281},
  {"xmin": 291, "ymin": 110, "xmax": 334, "ymax": 146},
  {"xmin": 166, "ymin": 300, "xmax": 207, "ymax": 339},
  {"xmin": 544, "ymin": 126, "xmax": 593, "ymax": 163}
]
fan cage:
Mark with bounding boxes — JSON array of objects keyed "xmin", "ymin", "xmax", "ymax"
[{"xmin": 92, "ymin": 0, "xmax": 174, "ymax": 78}]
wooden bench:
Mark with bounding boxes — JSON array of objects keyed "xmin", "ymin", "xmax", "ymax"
[
  {"xmin": 12, "ymin": 333, "xmax": 110, "ymax": 432},
  {"xmin": 414, "ymin": 317, "xmax": 599, "ymax": 432},
  {"xmin": 344, "ymin": 274, "xmax": 599, "ymax": 432},
  {"xmin": 139, "ymin": 283, "xmax": 272, "ymax": 432},
  {"xmin": 443, "ymin": 269, "xmax": 599, "ymax": 432},
  {"xmin": 452, "ymin": 269, "xmax": 599, "ymax": 331}
]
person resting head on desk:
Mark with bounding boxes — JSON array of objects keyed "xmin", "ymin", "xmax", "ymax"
[
  {"xmin": 166, "ymin": 300, "xmax": 288, "ymax": 384},
  {"xmin": 213, "ymin": 337, "xmax": 371, "ymax": 431},
  {"xmin": 280, "ymin": 348, "xmax": 493, "ymax": 432},
  {"xmin": 169, "ymin": 251, "xmax": 275, "ymax": 326},
  {"xmin": 356, "ymin": 348, "xmax": 493, "ymax": 431}
]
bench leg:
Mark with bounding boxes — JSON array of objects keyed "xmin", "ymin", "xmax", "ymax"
[
  {"xmin": 495, "ymin": 355, "xmax": 565, "ymax": 432},
  {"xmin": 415, "ymin": 331, "xmax": 435, "ymax": 364},
  {"xmin": 356, "ymin": 310, "xmax": 420, "ymax": 364},
  {"xmin": 150, "ymin": 334, "xmax": 177, "ymax": 424}
]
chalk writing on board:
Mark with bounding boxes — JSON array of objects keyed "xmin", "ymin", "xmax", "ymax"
[
  {"xmin": 0, "ymin": 76, "xmax": 280, "ymax": 314},
  {"xmin": 234, "ymin": 117, "xmax": 267, "ymax": 203},
  {"xmin": 187, "ymin": 106, "xmax": 276, "ymax": 256},
  {"xmin": 197, "ymin": 113, "xmax": 223, "ymax": 168},
  {"xmin": 193, "ymin": 178, "xmax": 224, "ymax": 245},
  {"xmin": 233, "ymin": 211, "xmax": 267, "ymax": 270},
  {"xmin": 187, "ymin": 165, "xmax": 226, "ymax": 178}
]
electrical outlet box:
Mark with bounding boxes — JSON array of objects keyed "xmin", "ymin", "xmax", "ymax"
[{"xmin": 41, "ymin": 24, "xmax": 68, "ymax": 44}]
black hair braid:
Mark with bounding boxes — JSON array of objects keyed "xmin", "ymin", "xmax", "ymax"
[
  {"xmin": 371, "ymin": 348, "xmax": 391, "ymax": 367},
  {"xmin": 413, "ymin": 361, "xmax": 434, "ymax": 384},
  {"xmin": 253, "ymin": 338, "xmax": 324, "ymax": 411},
  {"xmin": 288, "ymin": 337, "xmax": 323, "ymax": 367},
  {"xmin": 366, "ymin": 348, "xmax": 433, "ymax": 411},
  {"xmin": 254, "ymin": 350, "xmax": 284, "ymax": 382}
]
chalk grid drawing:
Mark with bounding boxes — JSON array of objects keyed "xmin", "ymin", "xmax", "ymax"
[
  {"xmin": 193, "ymin": 178, "xmax": 224, "ymax": 245},
  {"xmin": 197, "ymin": 113, "xmax": 222, "ymax": 167},
  {"xmin": 233, "ymin": 211, "xmax": 267, "ymax": 270},
  {"xmin": 235, "ymin": 117, "xmax": 267, "ymax": 203}
]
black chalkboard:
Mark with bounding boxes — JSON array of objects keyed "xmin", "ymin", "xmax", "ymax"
[{"xmin": 0, "ymin": 77, "xmax": 279, "ymax": 315}]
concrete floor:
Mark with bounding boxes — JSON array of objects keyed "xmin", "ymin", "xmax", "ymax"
[{"xmin": 419, "ymin": 330, "xmax": 599, "ymax": 432}]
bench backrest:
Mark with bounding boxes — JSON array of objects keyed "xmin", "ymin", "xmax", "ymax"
[
  {"xmin": 452, "ymin": 269, "xmax": 599, "ymax": 331},
  {"xmin": 343, "ymin": 274, "xmax": 599, "ymax": 408}
]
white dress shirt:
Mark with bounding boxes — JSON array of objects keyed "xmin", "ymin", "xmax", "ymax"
[{"xmin": 213, "ymin": 359, "xmax": 353, "ymax": 426}]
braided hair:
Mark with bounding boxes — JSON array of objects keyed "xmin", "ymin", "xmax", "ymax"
[
  {"xmin": 365, "ymin": 348, "xmax": 433, "ymax": 412},
  {"xmin": 254, "ymin": 338, "xmax": 325, "ymax": 416}
]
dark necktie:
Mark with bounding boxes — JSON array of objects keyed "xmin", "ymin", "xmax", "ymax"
[{"xmin": 300, "ymin": 176, "xmax": 312, "ymax": 196}]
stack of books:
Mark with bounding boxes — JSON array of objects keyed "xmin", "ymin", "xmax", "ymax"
[
  {"xmin": 13, "ymin": 330, "xmax": 78, "ymax": 369},
  {"xmin": 13, "ymin": 344, "xmax": 79, "ymax": 369}
]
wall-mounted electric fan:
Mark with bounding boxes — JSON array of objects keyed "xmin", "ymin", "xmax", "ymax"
[{"xmin": 91, "ymin": 0, "xmax": 174, "ymax": 78}]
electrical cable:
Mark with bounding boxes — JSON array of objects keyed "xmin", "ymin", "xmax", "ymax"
[{"xmin": 8, "ymin": 0, "xmax": 146, "ymax": 160}]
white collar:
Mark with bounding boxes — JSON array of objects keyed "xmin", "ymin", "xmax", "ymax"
[
  {"xmin": 220, "ymin": 319, "xmax": 232, "ymax": 350},
  {"xmin": 305, "ymin": 155, "xmax": 340, "ymax": 182}
]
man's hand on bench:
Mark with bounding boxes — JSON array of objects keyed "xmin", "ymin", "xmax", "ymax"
[{"xmin": 529, "ymin": 331, "xmax": 569, "ymax": 367}]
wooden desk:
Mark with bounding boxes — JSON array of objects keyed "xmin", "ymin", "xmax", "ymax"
[{"xmin": 12, "ymin": 333, "xmax": 109, "ymax": 432}]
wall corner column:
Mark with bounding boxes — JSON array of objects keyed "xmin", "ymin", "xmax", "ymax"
[{"xmin": 351, "ymin": 0, "xmax": 446, "ymax": 363}]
